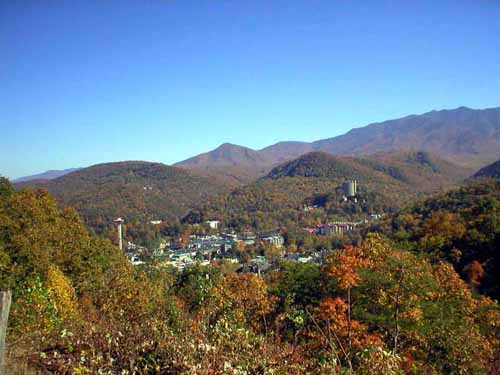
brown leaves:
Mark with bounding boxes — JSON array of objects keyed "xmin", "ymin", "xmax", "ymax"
[{"xmin": 464, "ymin": 260, "xmax": 486, "ymax": 288}]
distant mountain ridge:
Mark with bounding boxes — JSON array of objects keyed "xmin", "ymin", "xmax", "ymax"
[
  {"xmin": 16, "ymin": 106, "xmax": 500, "ymax": 185},
  {"xmin": 178, "ymin": 143, "xmax": 268, "ymax": 168},
  {"xmin": 174, "ymin": 143, "xmax": 273, "ymax": 184},
  {"xmin": 473, "ymin": 159, "xmax": 500, "ymax": 179},
  {"xmin": 13, "ymin": 168, "xmax": 81, "ymax": 183},
  {"xmin": 175, "ymin": 106, "xmax": 500, "ymax": 180},
  {"xmin": 311, "ymin": 106, "xmax": 500, "ymax": 167}
]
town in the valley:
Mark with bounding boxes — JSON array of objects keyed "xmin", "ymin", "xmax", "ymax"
[{"xmin": 120, "ymin": 180, "xmax": 383, "ymax": 272}]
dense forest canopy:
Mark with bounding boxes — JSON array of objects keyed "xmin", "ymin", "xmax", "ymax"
[
  {"xmin": 370, "ymin": 179, "xmax": 500, "ymax": 300},
  {"xmin": 184, "ymin": 151, "xmax": 470, "ymax": 233},
  {"xmin": 14, "ymin": 161, "xmax": 230, "ymax": 239},
  {"xmin": 1, "ymin": 176, "xmax": 499, "ymax": 373},
  {"xmin": 14, "ymin": 151, "xmax": 469, "ymax": 242}
]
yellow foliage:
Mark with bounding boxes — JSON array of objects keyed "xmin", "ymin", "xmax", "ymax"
[
  {"xmin": 46, "ymin": 265, "xmax": 79, "ymax": 322},
  {"xmin": 400, "ymin": 307, "xmax": 423, "ymax": 324},
  {"xmin": 213, "ymin": 273, "xmax": 276, "ymax": 331}
]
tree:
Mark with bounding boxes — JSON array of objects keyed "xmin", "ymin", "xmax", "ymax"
[
  {"xmin": 323, "ymin": 244, "xmax": 374, "ymax": 369},
  {"xmin": 0, "ymin": 178, "xmax": 13, "ymax": 198}
]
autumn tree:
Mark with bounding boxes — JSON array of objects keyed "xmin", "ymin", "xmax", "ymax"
[
  {"xmin": 319, "ymin": 234, "xmax": 499, "ymax": 373},
  {"xmin": 322, "ymin": 243, "xmax": 374, "ymax": 370}
]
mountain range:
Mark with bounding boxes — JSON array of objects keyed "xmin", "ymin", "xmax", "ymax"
[
  {"xmin": 10, "ymin": 105, "xmax": 500, "ymax": 237},
  {"xmin": 473, "ymin": 159, "xmax": 500, "ymax": 179},
  {"xmin": 14, "ymin": 149, "xmax": 470, "ymax": 236},
  {"xmin": 175, "ymin": 106, "xmax": 500, "ymax": 182},
  {"xmin": 13, "ymin": 168, "xmax": 82, "ymax": 183},
  {"xmin": 14, "ymin": 106, "xmax": 500, "ymax": 184}
]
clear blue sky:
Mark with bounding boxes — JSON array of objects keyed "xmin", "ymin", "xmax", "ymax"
[{"xmin": 1, "ymin": 0, "xmax": 500, "ymax": 179}]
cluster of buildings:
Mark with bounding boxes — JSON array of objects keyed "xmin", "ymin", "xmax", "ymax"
[
  {"xmin": 303, "ymin": 214, "xmax": 382, "ymax": 236},
  {"xmin": 147, "ymin": 229, "xmax": 337, "ymax": 273},
  {"xmin": 240, "ymin": 248, "xmax": 334, "ymax": 275},
  {"xmin": 123, "ymin": 229, "xmax": 285, "ymax": 271},
  {"xmin": 304, "ymin": 221, "xmax": 361, "ymax": 235},
  {"xmin": 118, "ymin": 222, "xmax": 348, "ymax": 274},
  {"xmin": 114, "ymin": 180, "xmax": 381, "ymax": 272}
]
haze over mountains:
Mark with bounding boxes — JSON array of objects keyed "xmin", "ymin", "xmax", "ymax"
[
  {"xmin": 13, "ymin": 168, "xmax": 82, "ymax": 183},
  {"xmin": 175, "ymin": 106, "xmax": 500, "ymax": 181},
  {"xmin": 11, "ymin": 105, "xmax": 499, "ymax": 229},
  {"xmin": 473, "ymin": 159, "xmax": 500, "ymax": 179},
  {"xmin": 14, "ymin": 106, "xmax": 500, "ymax": 184}
]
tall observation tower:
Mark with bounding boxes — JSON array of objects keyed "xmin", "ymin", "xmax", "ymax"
[{"xmin": 114, "ymin": 217, "xmax": 124, "ymax": 250}]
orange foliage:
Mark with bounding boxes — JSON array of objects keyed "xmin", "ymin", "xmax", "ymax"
[
  {"xmin": 325, "ymin": 245, "xmax": 372, "ymax": 290},
  {"xmin": 319, "ymin": 297, "xmax": 382, "ymax": 350}
]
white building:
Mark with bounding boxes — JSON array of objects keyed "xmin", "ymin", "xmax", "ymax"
[
  {"xmin": 206, "ymin": 220, "xmax": 220, "ymax": 230},
  {"xmin": 261, "ymin": 234, "xmax": 284, "ymax": 248}
]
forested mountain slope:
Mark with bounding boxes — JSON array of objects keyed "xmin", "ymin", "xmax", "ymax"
[
  {"xmin": 184, "ymin": 151, "xmax": 469, "ymax": 231},
  {"xmin": 15, "ymin": 161, "xmax": 229, "ymax": 233}
]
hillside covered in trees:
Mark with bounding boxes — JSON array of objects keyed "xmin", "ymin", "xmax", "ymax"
[
  {"xmin": 184, "ymin": 151, "xmax": 470, "ymax": 232},
  {"xmin": 1, "ymin": 177, "xmax": 499, "ymax": 374},
  {"xmin": 12, "ymin": 152, "xmax": 469, "ymax": 245},
  {"xmin": 370, "ymin": 179, "xmax": 500, "ymax": 300},
  {"xmin": 14, "ymin": 161, "xmax": 230, "ymax": 236}
]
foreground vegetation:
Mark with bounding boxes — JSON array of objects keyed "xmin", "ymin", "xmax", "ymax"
[
  {"xmin": 1, "ymin": 177, "xmax": 499, "ymax": 374},
  {"xmin": 371, "ymin": 179, "xmax": 500, "ymax": 300}
]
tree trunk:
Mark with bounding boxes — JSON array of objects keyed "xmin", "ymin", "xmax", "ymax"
[
  {"xmin": 393, "ymin": 266, "xmax": 405, "ymax": 354},
  {"xmin": 347, "ymin": 287, "xmax": 353, "ymax": 372}
]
